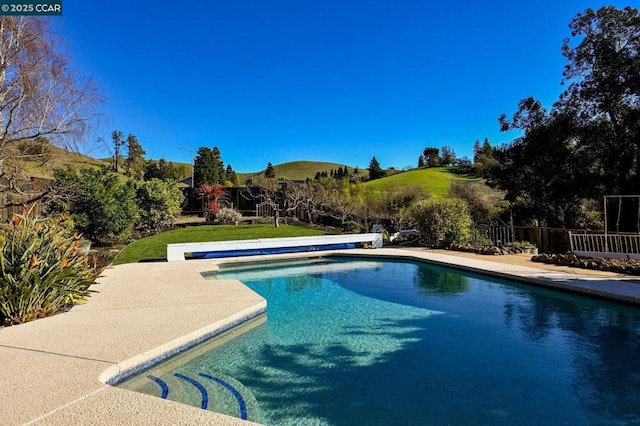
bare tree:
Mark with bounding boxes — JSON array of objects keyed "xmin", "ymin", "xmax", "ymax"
[
  {"xmin": 0, "ymin": 17, "xmax": 103, "ymax": 208},
  {"xmin": 320, "ymin": 179, "xmax": 360, "ymax": 225},
  {"xmin": 283, "ymin": 181, "xmax": 323, "ymax": 224},
  {"xmin": 241, "ymin": 176, "xmax": 283, "ymax": 227}
]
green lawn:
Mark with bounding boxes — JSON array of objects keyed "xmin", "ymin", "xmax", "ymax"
[
  {"xmin": 362, "ymin": 167, "xmax": 479, "ymax": 198},
  {"xmin": 115, "ymin": 224, "xmax": 328, "ymax": 264}
]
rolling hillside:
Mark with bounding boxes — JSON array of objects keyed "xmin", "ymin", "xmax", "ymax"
[
  {"xmin": 237, "ymin": 160, "xmax": 364, "ymax": 182},
  {"xmin": 20, "ymin": 145, "xmax": 107, "ymax": 179},
  {"xmin": 361, "ymin": 167, "xmax": 479, "ymax": 198},
  {"xmin": 22, "ymin": 150, "xmax": 479, "ymax": 200}
]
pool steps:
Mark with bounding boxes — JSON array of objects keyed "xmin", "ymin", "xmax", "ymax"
[{"xmin": 99, "ymin": 302, "xmax": 267, "ymax": 386}]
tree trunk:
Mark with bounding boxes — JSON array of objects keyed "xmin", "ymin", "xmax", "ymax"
[{"xmin": 273, "ymin": 210, "xmax": 279, "ymax": 227}]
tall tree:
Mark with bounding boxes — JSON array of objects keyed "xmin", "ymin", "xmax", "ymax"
[
  {"xmin": 124, "ymin": 134, "xmax": 146, "ymax": 179},
  {"xmin": 440, "ymin": 145, "xmax": 457, "ymax": 166},
  {"xmin": 193, "ymin": 147, "xmax": 221, "ymax": 187},
  {"xmin": 111, "ymin": 130, "xmax": 125, "ymax": 173},
  {"xmin": 225, "ymin": 164, "xmax": 238, "ymax": 186},
  {"xmin": 212, "ymin": 147, "xmax": 225, "ymax": 183},
  {"xmin": 264, "ymin": 162, "xmax": 276, "ymax": 178},
  {"xmin": 422, "ymin": 147, "xmax": 440, "ymax": 167},
  {"xmin": 0, "ymin": 17, "xmax": 102, "ymax": 207},
  {"xmin": 144, "ymin": 159, "xmax": 178, "ymax": 182},
  {"xmin": 368, "ymin": 156, "xmax": 385, "ymax": 180},
  {"xmin": 559, "ymin": 6, "xmax": 640, "ymax": 195}
]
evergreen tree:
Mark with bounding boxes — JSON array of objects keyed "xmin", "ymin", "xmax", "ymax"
[
  {"xmin": 124, "ymin": 134, "xmax": 146, "ymax": 179},
  {"xmin": 264, "ymin": 162, "xmax": 276, "ymax": 178},
  {"xmin": 368, "ymin": 156, "xmax": 385, "ymax": 180},
  {"xmin": 314, "ymin": 171, "xmax": 322, "ymax": 180},
  {"xmin": 111, "ymin": 130, "xmax": 125, "ymax": 173},
  {"xmin": 212, "ymin": 147, "xmax": 225, "ymax": 183},
  {"xmin": 225, "ymin": 164, "xmax": 238, "ymax": 186},
  {"xmin": 440, "ymin": 145, "xmax": 457, "ymax": 166},
  {"xmin": 194, "ymin": 147, "xmax": 216, "ymax": 187},
  {"xmin": 418, "ymin": 154, "xmax": 426, "ymax": 167}
]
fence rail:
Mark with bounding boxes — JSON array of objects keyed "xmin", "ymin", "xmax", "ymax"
[
  {"xmin": 477, "ymin": 225, "xmax": 578, "ymax": 254},
  {"xmin": 568, "ymin": 232, "xmax": 640, "ymax": 259}
]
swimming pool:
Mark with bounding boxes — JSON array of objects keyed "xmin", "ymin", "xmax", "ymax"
[{"xmin": 118, "ymin": 257, "xmax": 640, "ymax": 425}]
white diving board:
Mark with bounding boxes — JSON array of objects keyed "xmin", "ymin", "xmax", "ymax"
[{"xmin": 167, "ymin": 233, "xmax": 384, "ymax": 262}]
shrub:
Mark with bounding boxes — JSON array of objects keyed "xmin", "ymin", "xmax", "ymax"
[
  {"xmin": 411, "ymin": 198, "xmax": 472, "ymax": 247},
  {"xmin": 136, "ymin": 178, "xmax": 184, "ymax": 230},
  {"xmin": 342, "ymin": 220, "xmax": 361, "ymax": 233},
  {"xmin": 216, "ymin": 207, "xmax": 242, "ymax": 224},
  {"xmin": 0, "ymin": 213, "xmax": 96, "ymax": 325},
  {"xmin": 49, "ymin": 167, "xmax": 139, "ymax": 241}
]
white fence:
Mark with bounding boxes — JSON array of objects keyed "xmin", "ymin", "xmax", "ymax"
[{"xmin": 569, "ymin": 232, "xmax": 640, "ymax": 259}]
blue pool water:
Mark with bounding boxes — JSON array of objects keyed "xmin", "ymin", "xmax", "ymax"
[{"xmin": 119, "ymin": 257, "xmax": 640, "ymax": 425}]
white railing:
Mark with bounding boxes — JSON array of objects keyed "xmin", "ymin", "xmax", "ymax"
[{"xmin": 569, "ymin": 232, "xmax": 640, "ymax": 259}]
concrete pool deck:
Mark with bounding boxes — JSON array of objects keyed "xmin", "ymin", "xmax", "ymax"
[{"xmin": 1, "ymin": 247, "xmax": 640, "ymax": 425}]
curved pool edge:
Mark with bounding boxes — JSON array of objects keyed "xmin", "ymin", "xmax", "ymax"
[
  {"xmin": 100, "ymin": 301, "xmax": 267, "ymax": 386},
  {"xmin": 330, "ymin": 248, "xmax": 640, "ymax": 306},
  {"xmin": 5, "ymin": 248, "xmax": 639, "ymax": 426}
]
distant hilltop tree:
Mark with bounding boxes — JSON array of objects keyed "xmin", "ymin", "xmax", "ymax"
[
  {"xmin": 422, "ymin": 147, "xmax": 440, "ymax": 167},
  {"xmin": 368, "ymin": 156, "xmax": 385, "ymax": 180},
  {"xmin": 440, "ymin": 145, "xmax": 457, "ymax": 167},
  {"xmin": 264, "ymin": 162, "xmax": 276, "ymax": 178}
]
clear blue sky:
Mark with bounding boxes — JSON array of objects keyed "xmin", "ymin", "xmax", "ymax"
[{"xmin": 55, "ymin": 0, "xmax": 630, "ymax": 173}]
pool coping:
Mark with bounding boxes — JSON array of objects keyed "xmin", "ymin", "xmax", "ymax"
[{"xmin": 1, "ymin": 247, "xmax": 639, "ymax": 425}]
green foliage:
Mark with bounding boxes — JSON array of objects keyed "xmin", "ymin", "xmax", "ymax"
[
  {"xmin": 225, "ymin": 164, "xmax": 238, "ymax": 186},
  {"xmin": 144, "ymin": 158, "xmax": 179, "ymax": 182},
  {"xmin": 508, "ymin": 240, "xmax": 536, "ymax": 249},
  {"xmin": 449, "ymin": 180, "xmax": 506, "ymax": 225},
  {"xmin": 440, "ymin": 145, "xmax": 456, "ymax": 167},
  {"xmin": 264, "ymin": 162, "xmax": 276, "ymax": 178},
  {"xmin": 411, "ymin": 198, "xmax": 472, "ymax": 247},
  {"xmin": 341, "ymin": 220, "xmax": 361, "ymax": 233},
  {"xmin": 490, "ymin": 6, "xmax": 640, "ymax": 229},
  {"xmin": 50, "ymin": 166, "xmax": 139, "ymax": 241},
  {"xmin": 422, "ymin": 147, "xmax": 441, "ymax": 167},
  {"xmin": 194, "ymin": 146, "xmax": 226, "ymax": 187},
  {"xmin": 0, "ymin": 213, "xmax": 96, "ymax": 325},
  {"xmin": 124, "ymin": 134, "xmax": 146, "ymax": 179},
  {"xmin": 135, "ymin": 179, "xmax": 184, "ymax": 230},
  {"xmin": 377, "ymin": 186, "xmax": 428, "ymax": 231},
  {"xmin": 368, "ymin": 156, "xmax": 385, "ymax": 180}
]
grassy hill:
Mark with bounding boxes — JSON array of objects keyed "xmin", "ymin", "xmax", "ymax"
[
  {"xmin": 237, "ymin": 160, "xmax": 364, "ymax": 182},
  {"xmin": 20, "ymin": 145, "xmax": 107, "ymax": 179},
  {"xmin": 21, "ymin": 150, "xmax": 478, "ymax": 200},
  {"xmin": 361, "ymin": 167, "xmax": 479, "ymax": 198}
]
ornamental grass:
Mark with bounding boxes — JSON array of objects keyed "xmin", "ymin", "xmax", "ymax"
[{"xmin": 0, "ymin": 213, "xmax": 97, "ymax": 325}]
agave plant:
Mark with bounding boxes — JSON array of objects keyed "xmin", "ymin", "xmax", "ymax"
[{"xmin": 0, "ymin": 213, "xmax": 97, "ymax": 325}]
